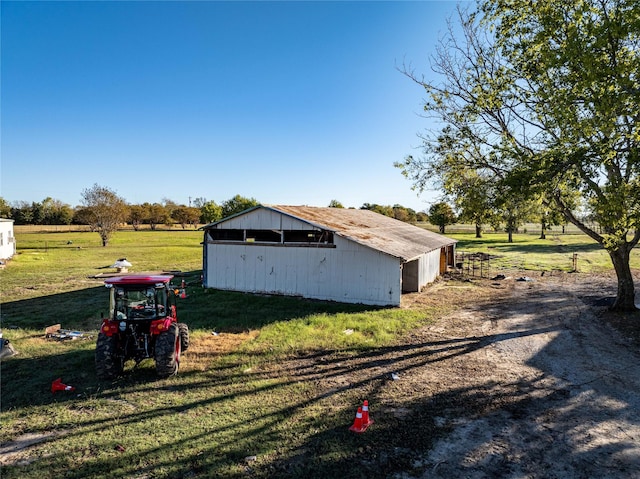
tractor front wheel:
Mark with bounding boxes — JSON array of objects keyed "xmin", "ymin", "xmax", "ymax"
[
  {"xmin": 155, "ymin": 322, "xmax": 180, "ymax": 378},
  {"xmin": 95, "ymin": 333, "xmax": 124, "ymax": 380},
  {"xmin": 178, "ymin": 323, "xmax": 190, "ymax": 352}
]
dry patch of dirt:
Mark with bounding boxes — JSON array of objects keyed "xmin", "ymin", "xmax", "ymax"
[{"xmin": 183, "ymin": 330, "xmax": 259, "ymax": 371}]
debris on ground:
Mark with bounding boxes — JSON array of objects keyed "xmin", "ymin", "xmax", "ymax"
[
  {"xmin": 51, "ymin": 378, "xmax": 76, "ymax": 393},
  {"xmin": 0, "ymin": 337, "xmax": 17, "ymax": 360},
  {"xmin": 44, "ymin": 324, "xmax": 92, "ymax": 341}
]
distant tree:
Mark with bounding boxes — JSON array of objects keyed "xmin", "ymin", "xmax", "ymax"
[
  {"xmin": 416, "ymin": 211, "xmax": 428, "ymax": 222},
  {"xmin": 37, "ymin": 197, "xmax": 73, "ymax": 225},
  {"xmin": 172, "ymin": 206, "xmax": 201, "ymax": 229},
  {"xmin": 328, "ymin": 200, "xmax": 344, "ymax": 208},
  {"xmin": 360, "ymin": 203, "xmax": 394, "ymax": 217},
  {"xmin": 72, "ymin": 206, "xmax": 96, "ymax": 230},
  {"xmin": 10, "ymin": 201, "xmax": 34, "ymax": 225},
  {"xmin": 192, "ymin": 197, "xmax": 207, "ymax": 209},
  {"xmin": 0, "ymin": 197, "xmax": 10, "ymax": 218},
  {"xmin": 428, "ymin": 202, "xmax": 457, "ymax": 234},
  {"xmin": 128, "ymin": 204, "xmax": 147, "ymax": 231},
  {"xmin": 392, "ymin": 205, "xmax": 417, "ymax": 223},
  {"xmin": 491, "ymin": 188, "xmax": 537, "ymax": 243},
  {"xmin": 147, "ymin": 203, "xmax": 170, "ymax": 230},
  {"xmin": 454, "ymin": 173, "xmax": 497, "ymax": 239},
  {"xmin": 80, "ymin": 184, "xmax": 128, "ymax": 246},
  {"xmin": 221, "ymin": 195, "xmax": 259, "ymax": 218},
  {"xmin": 200, "ymin": 200, "xmax": 222, "ymax": 224}
]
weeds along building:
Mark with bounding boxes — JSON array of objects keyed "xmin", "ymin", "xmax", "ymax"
[{"xmin": 201, "ymin": 205, "xmax": 457, "ymax": 306}]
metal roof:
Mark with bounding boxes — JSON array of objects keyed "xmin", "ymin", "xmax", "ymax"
[{"xmin": 207, "ymin": 205, "xmax": 456, "ymax": 262}]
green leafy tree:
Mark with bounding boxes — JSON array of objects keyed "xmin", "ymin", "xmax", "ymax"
[
  {"xmin": 0, "ymin": 197, "xmax": 10, "ymax": 218},
  {"xmin": 221, "ymin": 194, "xmax": 259, "ymax": 218},
  {"xmin": 328, "ymin": 200, "xmax": 344, "ymax": 208},
  {"xmin": 10, "ymin": 201, "xmax": 34, "ymax": 224},
  {"xmin": 200, "ymin": 200, "xmax": 223, "ymax": 224},
  {"xmin": 80, "ymin": 184, "xmax": 128, "ymax": 246},
  {"xmin": 428, "ymin": 202, "xmax": 457, "ymax": 234},
  {"xmin": 399, "ymin": 1, "xmax": 640, "ymax": 311},
  {"xmin": 37, "ymin": 197, "xmax": 73, "ymax": 225}
]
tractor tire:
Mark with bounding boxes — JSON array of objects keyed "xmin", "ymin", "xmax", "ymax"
[
  {"xmin": 95, "ymin": 333, "xmax": 124, "ymax": 380},
  {"xmin": 155, "ymin": 322, "xmax": 180, "ymax": 378},
  {"xmin": 178, "ymin": 323, "xmax": 190, "ymax": 352}
]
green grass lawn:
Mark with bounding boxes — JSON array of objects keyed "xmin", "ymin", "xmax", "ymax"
[{"xmin": 0, "ymin": 227, "xmax": 637, "ymax": 478}]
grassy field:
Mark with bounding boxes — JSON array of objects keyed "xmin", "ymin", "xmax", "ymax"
[{"xmin": 0, "ymin": 227, "xmax": 637, "ymax": 478}]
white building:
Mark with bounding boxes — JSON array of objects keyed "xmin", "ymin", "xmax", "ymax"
[
  {"xmin": 0, "ymin": 219, "xmax": 16, "ymax": 261},
  {"xmin": 202, "ymin": 205, "xmax": 456, "ymax": 306}
]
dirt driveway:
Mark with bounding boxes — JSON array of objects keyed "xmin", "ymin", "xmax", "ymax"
[{"xmin": 399, "ymin": 272, "xmax": 640, "ymax": 478}]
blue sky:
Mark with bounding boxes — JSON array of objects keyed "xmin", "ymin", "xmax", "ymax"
[{"xmin": 2, "ymin": 1, "xmax": 463, "ymax": 212}]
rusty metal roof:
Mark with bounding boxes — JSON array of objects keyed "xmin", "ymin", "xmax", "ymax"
[{"xmin": 267, "ymin": 205, "xmax": 456, "ymax": 261}]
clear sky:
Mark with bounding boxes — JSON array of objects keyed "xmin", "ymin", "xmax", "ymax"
[{"xmin": 2, "ymin": 1, "xmax": 463, "ymax": 212}]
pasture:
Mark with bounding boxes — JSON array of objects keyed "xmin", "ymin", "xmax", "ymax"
[{"xmin": 0, "ymin": 227, "xmax": 637, "ymax": 478}]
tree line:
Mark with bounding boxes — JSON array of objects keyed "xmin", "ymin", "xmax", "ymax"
[
  {"xmin": 0, "ymin": 186, "xmax": 432, "ymax": 246},
  {"xmin": 0, "ymin": 193, "xmax": 256, "ymax": 229},
  {"xmin": 1, "ymin": 188, "xmax": 588, "ymax": 240}
]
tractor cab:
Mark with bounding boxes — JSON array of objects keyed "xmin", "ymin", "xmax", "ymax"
[{"xmin": 108, "ymin": 277, "xmax": 174, "ymax": 321}]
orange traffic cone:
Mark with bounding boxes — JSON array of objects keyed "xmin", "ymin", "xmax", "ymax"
[
  {"xmin": 180, "ymin": 280, "xmax": 187, "ymax": 299},
  {"xmin": 362, "ymin": 400, "xmax": 374, "ymax": 428},
  {"xmin": 349, "ymin": 406, "xmax": 364, "ymax": 433},
  {"xmin": 51, "ymin": 378, "xmax": 75, "ymax": 393}
]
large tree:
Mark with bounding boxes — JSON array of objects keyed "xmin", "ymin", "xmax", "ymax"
[
  {"xmin": 399, "ymin": 1, "xmax": 639, "ymax": 311},
  {"xmin": 80, "ymin": 184, "xmax": 128, "ymax": 246}
]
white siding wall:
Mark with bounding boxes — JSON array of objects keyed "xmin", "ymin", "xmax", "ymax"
[
  {"xmin": 417, "ymin": 249, "xmax": 442, "ymax": 289},
  {"xmin": 219, "ymin": 208, "xmax": 317, "ymax": 231},
  {"xmin": 0, "ymin": 221, "xmax": 15, "ymax": 260},
  {"xmin": 204, "ymin": 236, "xmax": 402, "ymax": 306}
]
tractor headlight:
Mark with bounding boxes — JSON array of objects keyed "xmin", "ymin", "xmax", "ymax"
[{"xmin": 119, "ymin": 321, "xmax": 127, "ymax": 332}]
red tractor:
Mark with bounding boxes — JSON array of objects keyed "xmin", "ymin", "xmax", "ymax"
[{"xmin": 96, "ymin": 275, "xmax": 189, "ymax": 379}]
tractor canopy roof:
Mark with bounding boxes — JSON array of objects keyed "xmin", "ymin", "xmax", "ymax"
[{"xmin": 104, "ymin": 275, "xmax": 174, "ymax": 286}]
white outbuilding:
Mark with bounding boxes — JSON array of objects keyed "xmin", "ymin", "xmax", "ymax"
[
  {"xmin": 0, "ymin": 219, "xmax": 16, "ymax": 261},
  {"xmin": 202, "ymin": 205, "xmax": 457, "ymax": 306}
]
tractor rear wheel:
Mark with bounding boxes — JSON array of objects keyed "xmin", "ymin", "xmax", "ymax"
[
  {"xmin": 178, "ymin": 323, "xmax": 190, "ymax": 352},
  {"xmin": 95, "ymin": 333, "xmax": 124, "ymax": 380},
  {"xmin": 155, "ymin": 322, "xmax": 180, "ymax": 378}
]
